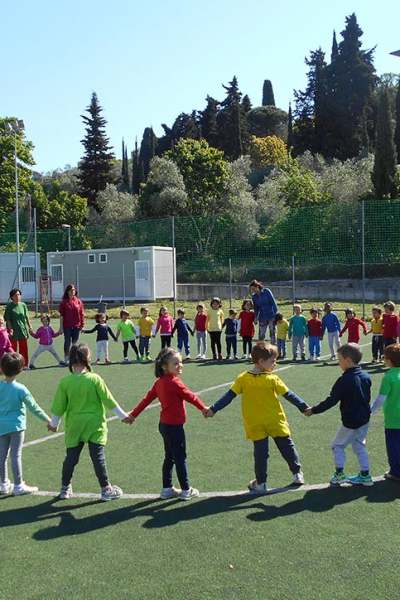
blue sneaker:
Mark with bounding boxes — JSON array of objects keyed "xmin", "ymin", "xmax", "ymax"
[
  {"xmin": 330, "ymin": 472, "xmax": 347, "ymax": 485},
  {"xmin": 347, "ymin": 473, "xmax": 374, "ymax": 487}
]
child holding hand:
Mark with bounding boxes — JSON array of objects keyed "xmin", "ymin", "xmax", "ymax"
[
  {"xmin": 29, "ymin": 314, "xmax": 63, "ymax": 369},
  {"xmin": 223, "ymin": 309, "xmax": 239, "ymax": 360},
  {"xmin": 155, "ymin": 307, "xmax": 174, "ymax": 349},
  {"xmin": 239, "ymin": 300, "xmax": 255, "ymax": 359},
  {"xmin": 382, "ymin": 301, "xmax": 398, "ymax": 348},
  {"xmin": 207, "ymin": 297, "xmax": 224, "ymax": 361},
  {"xmin": 115, "ymin": 309, "xmax": 139, "ymax": 363},
  {"xmin": 340, "ymin": 308, "xmax": 367, "ymax": 344},
  {"xmin": 274, "ymin": 312, "xmax": 289, "ymax": 360},
  {"xmin": 0, "ymin": 315, "xmax": 13, "ymax": 362},
  {"xmin": 194, "ymin": 304, "xmax": 207, "ymax": 360},
  {"xmin": 83, "ymin": 313, "xmax": 117, "ymax": 364},
  {"xmin": 288, "ymin": 304, "xmax": 308, "ymax": 361},
  {"xmin": 307, "ymin": 308, "xmax": 323, "ymax": 361},
  {"xmin": 137, "ymin": 307, "xmax": 155, "ymax": 362},
  {"xmin": 172, "ymin": 308, "xmax": 194, "ymax": 359},
  {"xmin": 369, "ymin": 306, "xmax": 384, "ymax": 363}
]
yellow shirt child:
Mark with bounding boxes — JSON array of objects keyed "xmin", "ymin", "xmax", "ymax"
[
  {"xmin": 138, "ymin": 315, "xmax": 155, "ymax": 337},
  {"xmin": 370, "ymin": 317, "xmax": 383, "ymax": 335},
  {"xmin": 276, "ymin": 319, "xmax": 289, "ymax": 341}
]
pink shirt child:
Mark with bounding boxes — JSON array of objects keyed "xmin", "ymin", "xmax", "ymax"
[
  {"xmin": 0, "ymin": 327, "xmax": 13, "ymax": 359},
  {"xmin": 31, "ymin": 326, "xmax": 59, "ymax": 346},
  {"xmin": 156, "ymin": 314, "xmax": 174, "ymax": 335}
]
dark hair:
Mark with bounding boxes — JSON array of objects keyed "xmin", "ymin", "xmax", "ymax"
[
  {"xmin": 95, "ymin": 312, "xmax": 107, "ymax": 323},
  {"xmin": 372, "ymin": 306, "xmax": 382, "ymax": 315},
  {"xmin": 159, "ymin": 306, "xmax": 168, "ymax": 317},
  {"xmin": 337, "ymin": 343, "xmax": 362, "ymax": 364},
  {"xmin": 384, "ymin": 343, "xmax": 400, "ymax": 367},
  {"xmin": 210, "ymin": 297, "xmax": 222, "ymax": 308},
  {"xmin": 69, "ymin": 343, "xmax": 91, "ymax": 373},
  {"xmin": 140, "ymin": 306, "xmax": 148, "ymax": 314},
  {"xmin": 62, "ymin": 284, "xmax": 77, "ymax": 300},
  {"xmin": 9, "ymin": 288, "xmax": 22, "ymax": 299},
  {"xmin": 196, "ymin": 303, "xmax": 205, "ymax": 310},
  {"xmin": 345, "ymin": 307, "xmax": 355, "ymax": 317},
  {"xmin": 154, "ymin": 347, "xmax": 179, "ymax": 378},
  {"xmin": 324, "ymin": 302, "xmax": 333, "ymax": 311},
  {"xmin": 177, "ymin": 308, "xmax": 185, "ymax": 316},
  {"xmin": 120, "ymin": 309, "xmax": 129, "ymax": 318},
  {"xmin": 242, "ymin": 299, "xmax": 253, "ymax": 310},
  {"xmin": 41, "ymin": 313, "xmax": 51, "ymax": 323},
  {"xmin": 249, "ymin": 279, "xmax": 263, "ymax": 291},
  {"xmin": 310, "ymin": 307, "xmax": 318, "ymax": 316},
  {"xmin": 384, "ymin": 301, "xmax": 396, "ymax": 312},
  {"xmin": 229, "ymin": 309, "xmax": 237, "ymax": 316},
  {"xmin": 251, "ymin": 341, "xmax": 278, "ymax": 363},
  {"xmin": 274, "ymin": 312, "xmax": 283, "ymax": 324},
  {"xmin": 0, "ymin": 352, "xmax": 24, "ymax": 377}
]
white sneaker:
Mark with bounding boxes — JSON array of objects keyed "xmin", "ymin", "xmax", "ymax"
[
  {"xmin": 179, "ymin": 487, "xmax": 199, "ymax": 501},
  {"xmin": 196, "ymin": 354, "xmax": 202, "ymax": 359},
  {"xmin": 0, "ymin": 479, "xmax": 12, "ymax": 495},
  {"xmin": 201, "ymin": 354, "xmax": 207, "ymax": 360},
  {"xmin": 123, "ymin": 357, "xmax": 129, "ymax": 363},
  {"xmin": 315, "ymin": 357, "xmax": 320, "ymax": 361},
  {"xmin": 186, "ymin": 354, "xmax": 191, "ymax": 360},
  {"xmin": 160, "ymin": 486, "xmax": 181, "ymax": 499},
  {"xmin": 331, "ymin": 355, "xmax": 336, "ymax": 361},
  {"xmin": 101, "ymin": 484, "xmax": 123, "ymax": 502},
  {"xmin": 241, "ymin": 354, "xmax": 247, "ymax": 360},
  {"xmin": 59, "ymin": 484, "xmax": 73, "ymax": 499},
  {"xmin": 13, "ymin": 482, "xmax": 39, "ymax": 496},
  {"xmin": 292, "ymin": 471, "xmax": 305, "ymax": 486},
  {"xmin": 248, "ymin": 479, "xmax": 268, "ymax": 494}
]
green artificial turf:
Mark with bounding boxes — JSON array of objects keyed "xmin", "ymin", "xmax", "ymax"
[{"xmin": 1, "ymin": 322, "xmax": 399, "ymax": 600}]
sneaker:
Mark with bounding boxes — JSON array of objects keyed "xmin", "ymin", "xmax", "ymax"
[
  {"xmin": 347, "ymin": 473, "xmax": 374, "ymax": 487},
  {"xmin": 160, "ymin": 486, "xmax": 181, "ymax": 499},
  {"xmin": 301, "ymin": 354, "xmax": 306, "ymax": 361},
  {"xmin": 105, "ymin": 359, "xmax": 112, "ymax": 365},
  {"xmin": 58, "ymin": 361, "xmax": 65, "ymax": 367},
  {"xmin": 29, "ymin": 364, "xmax": 36, "ymax": 370},
  {"xmin": 179, "ymin": 487, "xmax": 200, "ymax": 501},
  {"xmin": 225, "ymin": 355, "xmax": 231, "ymax": 360},
  {"xmin": 331, "ymin": 355, "xmax": 337, "ymax": 361},
  {"xmin": 217, "ymin": 355, "xmax": 223, "ymax": 361},
  {"xmin": 330, "ymin": 472, "xmax": 347, "ymax": 486},
  {"xmin": 186, "ymin": 354, "xmax": 191, "ymax": 360},
  {"xmin": 201, "ymin": 354, "xmax": 207, "ymax": 360},
  {"xmin": 59, "ymin": 484, "xmax": 73, "ymax": 499},
  {"xmin": 0, "ymin": 480, "xmax": 12, "ymax": 495},
  {"xmin": 196, "ymin": 354, "xmax": 202, "ymax": 359},
  {"xmin": 146, "ymin": 355, "xmax": 153, "ymax": 361},
  {"xmin": 292, "ymin": 471, "xmax": 305, "ymax": 486},
  {"xmin": 315, "ymin": 356, "xmax": 320, "ymax": 361},
  {"xmin": 241, "ymin": 354, "xmax": 247, "ymax": 360},
  {"xmin": 13, "ymin": 482, "xmax": 39, "ymax": 496},
  {"xmin": 101, "ymin": 484, "xmax": 123, "ymax": 502},
  {"xmin": 248, "ymin": 479, "xmax": 268, "ymax": 495},
  {"xmin": 123, "ymin": 357, "xmax": 129, "ymax": 363},
  {"xmin": 384, "ymin": 471, "xmax": 400, "ymax": 481},
  {"xmin": 234, "ymin": 355, "xmax": 239, "ymax": 360},
  {"xmin": 292, "ymin": 356, "xmax": 297, "ymax": 361}
]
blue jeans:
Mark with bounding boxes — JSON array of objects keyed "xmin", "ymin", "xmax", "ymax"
[
  {"xmin": 277, "ymin": 339, "xmax": 286, "ymax": 357},
  {"xmin": 226, "ymin": 335, "xmax": 237, "ymax": 357},
  {"xmin": 159, "ymin": 423, "xmax": 189, "ymax": 490},
  {"xmin": 139, "ymin": 336, "xmax": 151, "ymax": 356},
  {"xmin": 177, "ymin": 334, "xmax": 190, "ymax": 355},
  {"xmin": 385, "ymin": 428, "xmax": 400, "ymax": 477},
  {"xmin": 253, "ymin": 436, "xmax": 301, "ymax": 484},
  {"xmin": 309, "ymin": 336, "xmax": 321, "ymax": 358},
  {"xmin": 63, "ymin": 327, "xmax": 80, "ymax": 357}
]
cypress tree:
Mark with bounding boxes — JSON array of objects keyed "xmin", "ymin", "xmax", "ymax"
[
  {"xmin": 139, "ymin": 127, "xmax": 157, "ymax": 179},
  {"xmin": 331, "ymin": 31, "xmax": 338, "ymax": 61},
  {"xmin": 200, "ymin": 96, "xmax": 219, "ymax": 148},
  {"xmin": 372, "ymin": 89, "xmax": 397, "ymax": 198},
  {"xmin": 287, "ymin": 103, "xmax": 293, "ymax": 151},
  {"xmin": 121, "ymin": 139, "xmax": 130, "ymax": 191},
  {"xmin": 131, "ymin": 139, "xmax": 143, "ymax": 195},
  {"xmin": 395, "ymin": 79, "xmax": 400, "ymax": 163},
  {"xmin": 262, "ymin": 80, "xmax": 275, "ymax": 106},
  {"xmin": 241, "ymin": 94, "xmax": 252, "ymax": 113},
  {"xmin": 78, "ymin": 92, "xmax": 115, "ymax": 209},
  {"xmin": 218, "ymin": 76, "xmax": 249, "ymax": 159}
]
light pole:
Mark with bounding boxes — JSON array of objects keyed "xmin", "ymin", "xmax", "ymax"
[
  {"xmin": 62, "ymin": 224, "xmax": 71, "ymax": 251},
  {"xmin": 7, "ymin": 119, "xmax": 25, "ymax": 289},
  {"xmin": 390, "ymin": 50, "xmax": 400, "ymax": 57}
]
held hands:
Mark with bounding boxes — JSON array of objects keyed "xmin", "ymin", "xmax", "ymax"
[
  {"xmin": 304, "ymin": 407, "xmax": 313, "ymax": 417},
  {"xmin": 47, "ymin": 420, "xmax": 58, "ymax": 432},
  {"xmin": 123, "ymin": 414, "xmax": 135, "ymax": 425},
  {"xmin": 202, "ymin": 407, "xmax": 215, "ymax": 418}
]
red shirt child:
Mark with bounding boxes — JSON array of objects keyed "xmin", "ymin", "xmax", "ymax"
[
  {"xmin": 307, "ymin": 317, "xmax": 323, "ymax": 337},
  {"xmin": 239, "ymin": 310, "xmax": 255, "ymax": 338},
  {"xmin": 382, "ymin": 303, "xmax": 398, "ymax": 341},
  {"xmin": 194, "ymin": 311, "xmax": 207, "ymax": 332},
  {"xmin": 340, "ymin": 311, "xmax": 367, "ymax": 344}
]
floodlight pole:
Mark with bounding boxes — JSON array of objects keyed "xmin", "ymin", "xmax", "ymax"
[
  {"xmin": 361, "ymin": 200, "xmax": 366, "ymax": 320},
  {"xmin": 171, "ymin": 216, "xmax": 177, "ymax": 318},
  {"xmin": 14, "ymin": 131, "xmax": 21, "ymax": 289}
]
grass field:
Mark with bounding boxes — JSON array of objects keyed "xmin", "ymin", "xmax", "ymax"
[{"xmin": 1, "ymin": 321, "xmax": 399, "ymax": 600}]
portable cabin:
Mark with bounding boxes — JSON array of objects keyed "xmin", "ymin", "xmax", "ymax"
[
  {"xmin": 46, "ymin": 246, "xmax": 175, "ymax": 302},
  {"xmin": 0, "ymin": 252, "xmax": 39, "ymax": 303}
]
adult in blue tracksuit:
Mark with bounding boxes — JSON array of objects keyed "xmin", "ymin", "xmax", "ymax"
[{"xmin": 249, "ymin": 279, "xmax": 278, "ymax": 343}]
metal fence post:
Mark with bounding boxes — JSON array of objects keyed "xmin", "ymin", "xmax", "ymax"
[
  {"xmin": 229, "ymin": 258, "xmax": 233, "ymax": 308},
  {"xmin": 361, "ymin": 199, "xmax": 366, "ymax": 319},
  {"xmin": 75, "ymin": 265, "xmax": 79, "ymax": 293},
  {"xmin": 33, "ymin": 208, "xmax": 39, "ymax": 315},
  {"xmin": 291, "ymin": 255, "xmax": 296, "ymax": 306},
  {"xmin": 122, "ymin": 264, "xmax": 126, "ymax": 308},
  {"xmin": 171, "ymin": 216, "xmax": 177, "ymax": 317}
]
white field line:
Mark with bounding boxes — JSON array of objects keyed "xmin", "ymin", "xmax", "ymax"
[{"xmin": 23, "ymin": 343, "xmax": 370, "ymax": 449}]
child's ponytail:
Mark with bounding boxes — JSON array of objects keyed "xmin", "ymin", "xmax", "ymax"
[
  {"xmin": 69, "ymin": 343, "xmax": 92, "ymax": 373},
  {"xmin": 154, "ymin": 347, "xmax": 179, "ymax": 378}
]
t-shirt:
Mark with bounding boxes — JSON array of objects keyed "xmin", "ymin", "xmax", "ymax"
[
  {"xmin": 230, "ymin": 371, "xmax": 290, "ymax": 440},
  {"xmin": 4, "ymin": 301, "xmax": 29, "ymax": 340},
  {"xmin": 379, "ymin": 368, "xmax": 400, "ymax": 429},
  {"xmin": 371, "ymin": 317, "xmax": 383, "ymax": 335},
  {"xmin": 0, "ymin": 380, "xmax": 49, "ymax": 435},
  {"xmin": 117, "ymin": 319, "xmax": 136, "ymax": 341},
  {"xmin": 207, "ymin": 309, "xmax": 224, "ymax": 332},
  {"xmin": 138, "ymin": 316, "xmax": 155, "ymax": 337},
  {"xmin": 276, "ymin": 319, "xmax": 289, "ymax": 340},
  {"xmin": 51, "ymin": 371, "xmax": 118, "ymax": 447},
  {"xmin": 239, "ymin": 311, "xmax": 255, "ymax": 338},
  {"xmin": 194, "ymin": 313, "xmax": 207, "ymax": 332},
  {"xmin": 382, "ymin": 313, "xmax": 398, "ymax": 339}
]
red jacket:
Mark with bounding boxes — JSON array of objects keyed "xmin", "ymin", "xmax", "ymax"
[
  {"xmin": 239, "ymin": 310, "xmax": 255, "ymax": 338},
  {"xmin": 307, "ymin": 318, "xmax": 323, "ymax": 337},
  {"xmin": 382, "ymin": 313, "xmax": 398, "ymax": 339},
  {"xmin": 59, "ymin": 297, "xmax": 85, "ymax": 329},
  {"xmin": 130, "ymin": 374, "xmax": 205, "ymax": 425},
  {"xmin": 194, "ymin": 313, "xmax": 207, "ymax": 332},
  {"xmin": 340, "ymin": 317, "xmax": 367, "ymax": 343}
]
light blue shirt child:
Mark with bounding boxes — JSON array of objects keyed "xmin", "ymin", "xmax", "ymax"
[{"xmin": 0, "ymin": 380, "xmax": 49, "ymax": 435}]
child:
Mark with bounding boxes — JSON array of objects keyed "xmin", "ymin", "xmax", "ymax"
[
  {"xmin": 371, "ymin": 343, "xmax": 400, "ymax": 481},
  {"xmin": 369, "ymin": 306, "xmax": 384, "ymax": 363},
  {"xmin": 322, "ymin": 302, "xmax": 341, "ymax": 361},
  {"xmin": 83, "ymin": 313, "xmax": 117, "ymax": 365},
  {"xmin": 206, "ymin": 297, "xmax": 224, "ymax": 361},
  {"xmin": 288, "ymin": 304, "xmax": 308, "ymax": 361},
  {"xmin": 138, "ymin": 307, "xmax": 155, "ymax": 362},
  {"xmin": 0, "ymin": 352, "xmax": 53, "ymax": 496},
  {"xmin": 307, "ymin": 308, "xmax": 323, "ymax": 361},
  {"xmin": 205, "ymin": 342, "xmax": 308, "ymax": 493},
  {"xmin": 223, "ymin": 309, "xmax": 239, "ymax": 360},
  {"xmin": 125, "ymin": 348, "xmax": 206, "ymax": 500},
  {"xmin": 172, "ymin": 309, "xmax": 194, "ymax": 359},
  {"xmin": 340, "ymin": 308, "xmax": 367, "ymax": 344},
  {"xmin": 50, "ymin": 343, "xmax": 127, "ymax": 501},
  {"xmin": 115, "ymin": 309, "xmax": 139, "ymax": 363},
  {"xmin": 382, "ymin": 301, "xmax": 398, "ymax": 348},
  {"xmin": 155, "ymin": 307, "xmax": 174, "ymax": 350},
  {"xmin": 305, "ymin": 344, "xmax": 373, "ymax": 486},
  {"xmin": 194, "ymin": 304, "xmax": 207, "ymax": 360},
  {"xmin": 28, "ymin": 314, "xmax": 63, "ymax": 369},
  {"xmin": 0, "ymin": 315, "xmax": 13, "ymax": 362},
  {"xmin": 274, "ymin": 312, "xmax": 289, "ymax": 360},
  {"xmin": 239, "ymin": 300, "xmax": 255, "ymax": 359}
]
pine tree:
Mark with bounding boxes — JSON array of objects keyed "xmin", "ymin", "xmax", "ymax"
[
  {"xmin": 78, "ymin": 92, "xmax": 115, "ymax": 209},
  {"xmin": 395, "ymin": 79, "xmax": 400, "ymax": 163},
  {"xmin": 287, "ymin": 103, "xmax": 293, "ymax": 151},
  {"xmin": 131, "ymin": 139, "xmax": 144, "ymax": 194},
  {"xmin": 372, "ymin": 88, "xmax": 397, "ymax": 198},
  {"xmin": 121, "ymin": 139, "xmax": 130, "ymax": 191},
  {"xmin": 218, "ymin": 76, "xmax": 249, "ymax": 159},
  {"xmin": 262, "ymin": 80, "xmax": 275, "ymax": 106},
  {"xmin": 200, "ymin": 96, "xmax": 219, "ymax": 148},
  {"xmin": 241, "ymin": 94, "xmax": 252, "ymax": 113},
  {"xmin": 139, "ymin": 127, "xmax": 157, "ymax": 179}
]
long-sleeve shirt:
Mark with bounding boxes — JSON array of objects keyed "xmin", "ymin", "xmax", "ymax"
[
  {"xmin": 4, "ymin": 301, "xmax": 30, "ymax": 340},
  {"xmin": 0, "ymin": 328, "xmax": 13, "ymax": 358},
  {"xmin": 276, "ymin": 319, "xmax": 289, "ymax": 341},
  {"xmin": 172, "ymin": 318, "xmax": 194, "ymax": 338},
  {"xmin": 31, "ymin": 325, "xmax": 59, "ymax": 346},
  {"xmin": 59, "ymin": 297, "xmax": 85, "ymax": 329},
  {"xmin": 288, "ymin": 314, "xmax": 308, "ymax": 338},
  {"xmin": 238, "ymin": 311, "xmax": 255, "ymax": 338},
  {"xmin": 0, "ymin": 380, "xmax": 49, "ymax": 435},
  {"xmin": 194, "ymin": 313, "xmax": 207, "ymax": 332},
  {"xmin": 156, "ymin": 314, "xmax": 174, "ymax": 335},
  {"xmin": 321, "ymin": 312, "xmax": 341, "ymax": 334},
  {"xmin": 129, "ymin": 373, "xmax": 205, "ymax": 425},
  {"xmin": 382, "ymin": 313, "xmax": 398, "ymax": 339},
  {"xmin": 307, "ymin": 318, "xmax": 323, "ymax": 337},
  {"xmin": 84, "ymin": 323, "xmax": 117, "ymax": 342},
  {"xmin": 340, "ymin": 317, "xmax": 367, "ymax": 344},
  {"xmin": 223, "ymin": 318, "xmax": 238, "ymax": 336},
  {"xmin": 312, "ymin": 366, "xmax": 371, "ymax": 429},
  {"xmin": 252, "ymin": 288, "xmax": 278, "ymax": 322}
]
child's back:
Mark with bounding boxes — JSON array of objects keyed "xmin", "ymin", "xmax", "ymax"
[{"xmin": 0, "ymin": 379, "xmax": 48, "ymax": 434}]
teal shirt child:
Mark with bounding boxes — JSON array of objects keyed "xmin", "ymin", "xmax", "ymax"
[
  {"xmin": 0, "ymin": 380, "xmax": 49, "ymax": 435},
  {"xmin": 374, "ymin": 368, "xmax": 400, "ymax": 428},
  {"xmin": 288, "ymin": 315, "xmax": 308, "ymax": 338}
]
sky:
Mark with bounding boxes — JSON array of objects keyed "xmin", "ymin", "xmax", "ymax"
[{"xmin": 1, "ymin": 0, "xmax": 400, "ymax": 173}]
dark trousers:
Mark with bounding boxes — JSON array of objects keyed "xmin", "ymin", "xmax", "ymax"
[
  {"xmin": 242, "ymin": 336, "xmax": 253, "ymax": 355},
  {"xmin": 209, "ymin": 331, "xmax": 222, "ymax": 358},
  {"xmin": 177, "ymin": 334, "xmax": 190, "ymax": 355},
  {"xmin": 253, "ymin": 436, "xmax": 301, "ymax": 484},
  {"xmin": 372, "ymin": 335, "xmax": 384, "ymax": 360},
  {"xmin": 226, "ymin": 335, "xmax": 237, "ymax": 357},
  {"xmin": 63, "ymin": 327, "xmax": 80, "ymax": 357},
  {"xmin": 159, "ymin": 423, "xmax": 189, "ymax": 490},
  {"xmin": 62, "ymin": 442, "xmax": 109, "ymax": 488},
  {"xmin": 385, "ymin": 428, "xmax": 400, "ymax": 477},
  {"xmin": 161, "ymin": 335, "xmax": 172, "ymax": 349},
  {"xmin": 139, "ymin": 336, "xmax": 151, "ymax": 356},
  {"xmin": 123, "ymin": 339, "xmax": 139, "ymax": 358},
  {"xmin": 384, "ymin": 337, "xmax": 397, "ymax": 348}
]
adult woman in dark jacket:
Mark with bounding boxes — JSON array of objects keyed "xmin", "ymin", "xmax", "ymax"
[
  {"xmin": 249, "ymin": 279, "xmax": 278, "ymax": 343},
  {"xmin": 59, "ymin": 284, "xmax": 85, "ymax": 363}
]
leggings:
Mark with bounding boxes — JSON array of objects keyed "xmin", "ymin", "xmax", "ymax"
[
  {"xmin": 10, "ymin": 338, "xmax": 29, "ymax": 366},
  {"xmin": 242, "ymin": 336, "xmax": 253, "ymax": 355},
  {"xmin": 209, "ymin": 331, "xmax": 222, "ymax": 358},
  {"xmin": 161, "ymin": 335, "xmax": 172, "ymax": 349},
  {"xmin": 159, "ymin": 423, "xmax": 189, "ymax": 491},
  {"xmin": 63, "ymin": 327, "xmax": 80, "ymax": 358},
  {"xmin": 62, "ymin": 442, "xmax": 109, "ymax": 488},
  {"xmin": 123, "ymin": 340, "xmax": 139, "ymax": 358},
  {"xmin": 0, "ymin": 430, "xmax": 25, "ymax": 485},
  {"xmin": 226, "ymin": 336, "xmax": 237, "ymax": 357}
]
